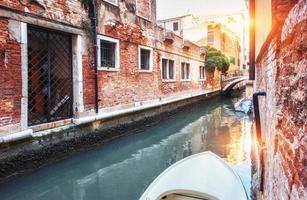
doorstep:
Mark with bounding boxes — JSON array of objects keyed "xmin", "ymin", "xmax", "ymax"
[{"xmin": 30, "ymin": 118, "xmax": 73, "ymax": 132}]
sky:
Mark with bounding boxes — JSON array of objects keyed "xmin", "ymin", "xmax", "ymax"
[{"xmin": 156, "ymin": 0, "xmax": 248, "ymax": 20}]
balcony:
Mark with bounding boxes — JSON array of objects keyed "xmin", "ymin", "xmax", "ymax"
[
  {"xmin": 182, "ymin": 40, "xmax": 193, "ymax": 50},
  {"xmin": 200, "ymin": 47, "xmax": 206, "ymax": 57},
  {"xmin": 163, "ymin": 31, "xmax": 175, "ymax": 43}
]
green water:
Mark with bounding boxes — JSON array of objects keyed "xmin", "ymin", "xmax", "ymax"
[{"xmin": 0, "ymin": 94, "xmax": 252, "ymax": 200}]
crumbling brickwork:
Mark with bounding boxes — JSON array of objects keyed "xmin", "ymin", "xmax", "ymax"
[
  {"xmin": 254, "ymin": 0, "xmax": 307, "ymax": 199},
  {"xmin": 0, "ymin": 0, "xmax": 86, "ymax": 26},
  {"xmin": 0, "ymin": 0, "xmax": 220, "ymax": 135},
  {"xmin": 136, "ymin": 0, "xmax": 151, "ymax": 20},
  {"xmin": 0, "ymin": 0, "xmax": 87, "ymax": 133},
  {"xmin": 83, "ymin": 0, "xmax": 215, "ymax": 111},
  {"xmin": 0, "ymin": 19, "xmax": 22, "ymax": 132}
]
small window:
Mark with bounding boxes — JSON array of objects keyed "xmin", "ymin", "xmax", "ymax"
[
  {"xmin": 230, "ymin": 57, "xmax": 235, "ymax": 65},
  {"xmin": 181, "ymin": 62, "xmax": 190, "ymax": 80},
  {"xmin": 138, "ymin": 46, "xmax": 153, "ymax": 71},
  {"xmin": 199, "ymin": 66, "xmax": 206, "ymax": 80},
  {"xmin": 97, "ymin": 35, "xmax": 120, "ymax": 70},
  {"xmin": 162, "ymin": 58, "xmax": 175, "ymax": 80},
  {"xmin": 173, "ymin": 22, "xmax": 179, "ymax": 31},
  {"xmin": 238, "ymin": 59, "xmax": 240, "ymax": 66},
  {"xmin": 101, "ymin": 41, "xmax": 116, "ymax": 68},
  {"xmin": 207, "ymin": 30, "xmax": 214, "ymax": 45},
  {"xmin": 169, "ymin": 60, "xmax": 174, "ymax": 79}
]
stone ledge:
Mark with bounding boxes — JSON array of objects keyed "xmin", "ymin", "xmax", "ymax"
[
  {"xmin": 0, "ymin": 89, "xmax": 221, "ymax": 144},
  {"xmin": 0, "ymin": 129, "xmax": 33, "ymax": 144},
  {"xmin": 73, "ymin": 89, "xmax": 219, "ymax": 126}
]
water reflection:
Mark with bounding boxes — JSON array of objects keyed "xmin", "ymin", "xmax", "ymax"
[{"xmin": 0, "ymin": 94, "xmax": 253, "ymax": 200}]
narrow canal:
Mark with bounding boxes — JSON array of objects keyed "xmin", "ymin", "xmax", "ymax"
[{"xmin": 0, "ymin": 92, "xmax": 253, "ymax": 200}]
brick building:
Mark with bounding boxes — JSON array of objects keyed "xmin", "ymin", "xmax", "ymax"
[
  {"xmin": 250, "ymin": 0, "xmax": 307, "ymax": 199},
  {"xmin": 158, "ymin": 13, "xmax": 249, "ymax": 72},
  {"xmin": 0, "ymin": 0, "xmax": 220, "ymax": 138}
]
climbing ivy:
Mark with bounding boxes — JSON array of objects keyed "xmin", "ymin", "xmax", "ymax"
[{"xmin": 205, "ymin": 46, "xmax": 230, "ymax": 74}]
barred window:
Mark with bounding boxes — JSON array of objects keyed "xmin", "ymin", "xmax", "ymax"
[
  {"xmin": 101, "ymin": 41, "xmax": 116, "ymax": 68},
  {"xmin": 97, "ymin": 35, "xmax": 120, "ymax": 70}
]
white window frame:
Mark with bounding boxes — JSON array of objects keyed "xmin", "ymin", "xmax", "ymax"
[
  {"xmin": 161, "ymin": 57, "xmax": 176, "ymax": 82},
  {"xmin": 103, "ymin": 0, "xmax": 118, "ymax": 7},
  {"xmin": 97, "ymin": 35, "xmax": 120, "ymax": 71},
  {"xmin": 138, "ymin": 45, "xmax": 153, "ymax": 72},
  {"xmin": 180, "ymin": 61, "xmax": 191, "ymax": 81},
  {"xmin": 199, "ymin": 66, "xmax": 206, "ymax": 81}
]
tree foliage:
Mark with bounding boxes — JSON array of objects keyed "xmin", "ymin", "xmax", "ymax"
[{"xmin": 205, "ymin": 46, "xmax": 230, "ymax": 74}]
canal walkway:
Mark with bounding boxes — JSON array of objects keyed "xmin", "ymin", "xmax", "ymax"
[{"xmin": 0, "ymin": 92, "xmax": 253, "ymax": 200}]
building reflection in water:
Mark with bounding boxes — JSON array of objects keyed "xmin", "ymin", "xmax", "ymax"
[
  {"xmin": 71, "ymin": 104, "xmax": 253, "ymax": 200},
  {"xmin": 0, "ymin": 95, "xmax": 253, "ymax": 200}
]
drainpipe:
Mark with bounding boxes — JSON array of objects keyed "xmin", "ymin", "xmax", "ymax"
[
  {"xmin": 89, "ymin": 0, "xmax": 99, "ymax": 114},
  {"xmin": 253, "ymin": 91, "xmax": 266, "ymax": 192},
  {"xmin": 249, "ymin": 0, "xmax": 255, "ymax": 80}
]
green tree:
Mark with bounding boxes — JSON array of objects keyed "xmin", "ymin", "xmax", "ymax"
[{"xmin": 205, "ymin": 46, "xmax": 230, "ymax": 74}]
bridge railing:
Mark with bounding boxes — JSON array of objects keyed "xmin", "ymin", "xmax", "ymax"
[
  {"xmin": 221, "ymin": 70, "xmax": 249, "ymax": 88},
  {"xmin": 222, "ymin": 70, "xmax": 248, "ymax": 80}
]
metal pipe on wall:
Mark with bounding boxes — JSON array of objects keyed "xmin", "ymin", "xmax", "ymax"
[
  {"xmin": 89, "ymin": 0, "xmax": 99, "ymax": 114},
  {"xmin": 253, "ymin": 91, "xmax": 267, "ymax": 192}
]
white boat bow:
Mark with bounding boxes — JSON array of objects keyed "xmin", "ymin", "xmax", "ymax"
[{"xmin": 140, "ymin": 151, "xmax": 248, "ymax": 200}]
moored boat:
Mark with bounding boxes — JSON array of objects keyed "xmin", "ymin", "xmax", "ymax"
[
  {"xmin": 140, "ymin": 151, "xmax": 248, "ymax": 200},
  {"xmin": 234, "ymin": 97, "xmax": 253, "ymax": 114}
]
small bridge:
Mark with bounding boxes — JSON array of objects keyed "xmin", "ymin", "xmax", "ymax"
[{"xmin": 221, "ymin": 70, "xmax": 249, "ymax": 94}]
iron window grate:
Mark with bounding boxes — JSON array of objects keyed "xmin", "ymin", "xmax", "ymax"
[{"xmin": 27, "ymin": 27, "xmax": 73, "ymax": 126}]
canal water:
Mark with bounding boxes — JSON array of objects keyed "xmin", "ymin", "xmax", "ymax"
[{"xmin": 0, "ymin": 93, "xmax": 253, "ymax": 200}]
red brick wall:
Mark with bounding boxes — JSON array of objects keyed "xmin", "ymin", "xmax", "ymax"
[
  {"xmin": 0, "ymin": 0, "xmax": 86, "ymax": 27},
  {"xmin": 253, "ymin": 0, "xmax": 307, "ymax": 199},
  {"xmin": 0, "ymin": 0, "xmax": 219, "ymax": 133},
  {"xmin": 81, "ymin": 0, "xmax": 214, "ymax": 111},
  {"xmin": 83, "ymin": 22, "xmax": 213, "ymax": 109},
  {"xmin": 0, "ymin": 19, "xmax": 22, "ymax": 131}
]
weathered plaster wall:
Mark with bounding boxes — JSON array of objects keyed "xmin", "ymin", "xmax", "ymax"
[{"xmin": 0, "ymin": 0, "xmax": 86, "ymax": 27}]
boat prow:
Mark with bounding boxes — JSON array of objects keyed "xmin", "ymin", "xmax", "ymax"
[{"xmin": 140, "ymin": 151, "xmax": 248, "ymax": 200}]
